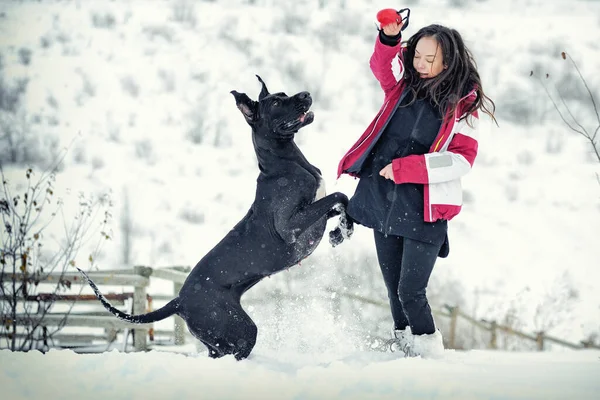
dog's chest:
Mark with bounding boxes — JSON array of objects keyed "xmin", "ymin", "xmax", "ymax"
[{"xmin": 314, "ymin": 177, "xmax": 326, "ymax": 202}]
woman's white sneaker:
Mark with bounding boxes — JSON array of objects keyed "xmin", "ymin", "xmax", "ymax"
[
  {"xmin": 406, "ymin": 330, "xmax": 445, "ymax": 358},
  {"xmin": 389, "ymin": 326, "xmax": 413, "ymax": 354}
]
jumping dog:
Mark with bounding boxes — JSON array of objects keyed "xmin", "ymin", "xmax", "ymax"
[{"xmin": 78, "ymin": 76, "xmax": 353, "ymax": 360}]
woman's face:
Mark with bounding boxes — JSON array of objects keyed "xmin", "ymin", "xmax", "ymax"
[{"xmin": 413, "ymin": 36, "xmax": 446, "ymax": 79}]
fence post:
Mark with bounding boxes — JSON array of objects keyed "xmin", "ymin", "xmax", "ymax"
[
  {"xmin": 448, "ymin": 306, "xmax": 459, "ymax": 349},
  {"xmin": 105, "ymin": 328, "xmax": 117, "ymax": 344},
  {"xmin": 173, "ymin": 281, "xmax": 185, "ymax": 345},
  {"xmin": 133, "ymin": 266, "xmax": 152, "ymax": 351},
  {"xmin": 536, "ymin": 331, "xmax": 545, "ymax": 351},
  {"xmin": 489, "ymin": 321, "xmax": 498, "ymax": 349},
  {"xmin": 171, "ymin": 266, "xmax": 190, "ymax": 346}
]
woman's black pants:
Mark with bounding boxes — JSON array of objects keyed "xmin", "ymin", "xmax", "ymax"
[{"xmin": 373, "ymin": 230, "xmax": 441, "ymax": 335}]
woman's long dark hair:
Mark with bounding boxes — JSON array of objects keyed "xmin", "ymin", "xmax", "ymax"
[{"xmin": 402, "ymin": 24, "xmax": 497, "ymax": 127}]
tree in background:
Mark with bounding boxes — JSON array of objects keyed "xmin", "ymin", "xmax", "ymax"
[
  {"xmin": 532, "ymin": 51, "xmax": 600, "ymax": 176},
  {"xmin": 0, "ymin": 52, "xmax": 60, "ymax": 168},
  {"xmin": 532, "ymin": 51, "xmax": 600, "ymax": 347},
  {"xmin": 0, "ymin": 158, "xmax": 112, "ymax": 351}
]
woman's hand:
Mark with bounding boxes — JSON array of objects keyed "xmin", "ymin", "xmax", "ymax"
[
  {"xmin": 379, "ymin": 163, "xmax": 395, "ymax": 182},
  {"xmin": 382, "ymin": 21, "xmax": 402, "ymax": 37},
  {"xmin": 377, "ymin": 9, "xmax": 404, "ymax": 35}
]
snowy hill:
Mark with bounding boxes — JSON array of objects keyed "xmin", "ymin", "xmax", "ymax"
[{"xmin": 1, "ymin": 0, "xmax": 600, "ymax": 356}]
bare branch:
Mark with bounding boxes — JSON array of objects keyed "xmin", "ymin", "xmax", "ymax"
[
  {"xmin": 565, "ymin": 52, "xmax": 600, "ymax": 130},
  {"xmin": 555, "ymin": 86, "xmax": 589, "ymax": 137},
  {"xmin": 533, "ymin": 53, "xmax": 600, "ymax": 165},
  {"xmin": 535, "ymin": 75, "xmax": 586, "ymax": 137}
]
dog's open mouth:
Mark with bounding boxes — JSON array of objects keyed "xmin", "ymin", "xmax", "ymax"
[
  {"xmin": 282, "ymin": 110, "xmax": 314, "ymax": 132},
  {"xmin": 299, "ymin": 110, "xmax": 314, "ymax": 125}
]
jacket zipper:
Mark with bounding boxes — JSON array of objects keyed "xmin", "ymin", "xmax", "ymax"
[
  {"xmin": 382, "ymin": 103, "xmax": 426, "ymax": 233},
  {"xmin": 346, "ymin": 90, "xmax": 411, "ymax": 175},
  {"xmin": 345, "ymin": 100, "xmax": 390, "ymax": 159}
]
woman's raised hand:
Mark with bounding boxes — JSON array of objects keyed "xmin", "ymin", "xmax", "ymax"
[
  {"xmin": 382, "ymin": 21, "xmax": 402, "ymax": 36},
  {"xmin": 376, "ymin": 8, "xmax": 404, "ymax": 36}
]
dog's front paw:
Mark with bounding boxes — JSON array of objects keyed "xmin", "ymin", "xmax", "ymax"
[
  {"xmin": 329, "ymin": 227, "xmax": 344, "ymax": 247},
  {"xmin": 337, "ymin": 212, "xmax": 353, "ymax": 240},
  {"xmin": 341, "ymin": 217, "xmax": 354, "ymax": 239}
]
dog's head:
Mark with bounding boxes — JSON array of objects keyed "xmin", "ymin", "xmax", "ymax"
[{"xmin": 231, "ymin": 75, "xmax": 314, "ymax": 139}]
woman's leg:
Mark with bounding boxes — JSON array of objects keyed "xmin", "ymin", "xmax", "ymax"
[
  {"xmin": 373, "ymin": 230, "xmax": 409, "ymax": 330},
  {"xmin": 397, "ymin": 237, "xmax": 441, "ymax": 335}
]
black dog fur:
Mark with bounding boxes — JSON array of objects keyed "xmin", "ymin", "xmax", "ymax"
[{"xmin": 78, "ymin": 76, "xmax": 353, "ymax": 360}]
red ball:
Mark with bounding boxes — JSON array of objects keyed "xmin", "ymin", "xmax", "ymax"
[{"xmin": 376, "ymin": 8, "xmax": 401, "ymax": 26}]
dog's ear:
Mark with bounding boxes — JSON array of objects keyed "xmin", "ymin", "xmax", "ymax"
[
  {"xmin": 231, "ymin": 90, "xmax": 258, "ymax": 124},
  {"xmin": 256, "ymin": 75, "xmax": 270, "ymax": 101}
]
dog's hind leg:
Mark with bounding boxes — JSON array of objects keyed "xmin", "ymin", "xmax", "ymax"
[
  {"xmin": 200, "ymin": 339, "xmax": 227, "ymax": 359},
  {"xmin": 182, "ymin": 292, "xmax": 258, "ymax": 360},
  {"xmin": 213, "ymin": 302, "xmax": 257, "ymax": 360}
]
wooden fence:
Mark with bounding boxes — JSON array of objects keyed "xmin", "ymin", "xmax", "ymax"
[
  {"xmin": 2, "ymin": 266, "xmax": 599, "ymax": 353},
  {"xmin": 1, "ymin": 266, "xmax": 191, "ymax": 352},
  {"xmin": 331, "ymin": 290, "xmax": 600, "ymax": 351}
]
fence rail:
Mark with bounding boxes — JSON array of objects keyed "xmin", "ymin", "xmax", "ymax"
[
  {"xmin": 1, "ymin": 265, "xmax": 191, "ymax": 352},
  {"xmin": 323, "ymin": 288, "xmax": 600, "ymax": 351},
  {"xmin": 2, "ymin": 265, "xmax": 598, "ymax": 353}
]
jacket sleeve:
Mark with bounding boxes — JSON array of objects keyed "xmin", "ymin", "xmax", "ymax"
[
  {"xmin": 391, "ymin": 113, "xmax": 479, "ymax": 184},
  {"xmin": 370, "ymin": 32, "xmax": 404, "ymax": 95}
]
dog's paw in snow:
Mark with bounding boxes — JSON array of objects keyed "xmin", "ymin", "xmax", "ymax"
[
  {"xmin": 329, "ymin": 227, "xmax": 344, "ymax": 247},
  {"xmin": 339, "ymin": 214, "xmax": 353, "ymax": 240}
]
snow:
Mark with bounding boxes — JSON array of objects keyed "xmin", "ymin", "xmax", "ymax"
[
  {"xmin": 1, "ymin": 0, "xmax": 600, "ymax": 398},
  {"xmin": 1, "ymin": 347, "xmax": 600, "ymax": 400}
]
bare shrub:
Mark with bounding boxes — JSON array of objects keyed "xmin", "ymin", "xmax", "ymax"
[
  {"xmin": 496, "ymin": 83, "xmax": 549, "ymax": 126},
  {"xmin": 185, "ymin": 92, "xmax": 231, "ymax": 147},
  {"xmin": 17, "ymin": 48, "xmax": 32, "ymax": 66},
  {"xmin": 178, "ymin": 204, "xmax": 205, "ymax": 224},
  {"xmin": 280, "ymin": 12, "xmax": 309, "ymax": 35},
  {"xmin": 516, "ymin": 150, "xmax": 534, "ymax": 166},
  {"xmin": 75, "ymin": 69, "xmax": 96, "ymax": 106},
  {"xmin": 505, "ymin": 183, "xmax": 518, "ymax": 202},
  {"xmin": 142, "ymin": 25, "xmax": 175, "ymax": 43},
  {"xmin": 120, "ymin": 188, "xmax": 132, "ymax": 266},
  {"xmin": 462, "ymin": 189, "xmax": 475, "ymax": 204},
  {"xmin": 0, "ymin": 77, "xmax": 28, "ymax": 113},
  {"xmin": 120, "ymin": 75, "xmax": 139, "ymax": 98},
  {"xmin": 0, "ymin": 161, "xmax": 113, "ymax": 351},
  {"xmin": 532, "ymin": 51, "xmax": 600, "ymax": 165},
  {"xmin": 449, "ymin": 0, "xmax": 470, "ymax": 8},
  {"xmin": 171, "ymin": 0, "xmax": 197, "ymax": 27},
  {"xmin": 134, "ymin": 139, "xmax": 155, "ymax": 164},
  {"xmin": 533, "ymin": 272, "xmax": 579, "ymax": 334},
  {"xmin": 91, "ymin": 155, "xmax": 105, "ymax": 171},
  {"xmin": 158, "ymin": 69, "xmax": 176, "ymax": 92},
  {"xmin": 0, "ymin": 75, "xmax": 60, "ymax": 168},
  {"xmin": 91, "ymin": 11, "xmax": 116, "ymax": 29}
]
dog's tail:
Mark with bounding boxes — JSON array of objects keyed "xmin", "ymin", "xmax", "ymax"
[{"xmin": 76, "ymin": 267, "xmax": 179, "ymax": 324}]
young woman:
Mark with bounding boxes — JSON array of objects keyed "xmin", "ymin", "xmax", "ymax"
[{"xmin": 337, "ymin": 15, "xmax": 496, "ymax": 357}]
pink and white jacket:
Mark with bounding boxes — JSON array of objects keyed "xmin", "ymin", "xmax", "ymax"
[{"xmin": 337, "ymin": 37, "xmax": 479, "ymax": 223}]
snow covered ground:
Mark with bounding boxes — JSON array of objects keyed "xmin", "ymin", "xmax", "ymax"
[{"xmin": 2, "ymin": 347, "xmax": 600, "ymax": 400}]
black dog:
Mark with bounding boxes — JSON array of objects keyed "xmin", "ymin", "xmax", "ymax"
[{"xmin": 78, "ymin": 76, "xmax": 353, "ymax": 360}]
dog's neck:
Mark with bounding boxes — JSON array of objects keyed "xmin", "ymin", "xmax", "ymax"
[{"xmin": 252, "ymin": 134, "xmax": 313, "ymax": 175}]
